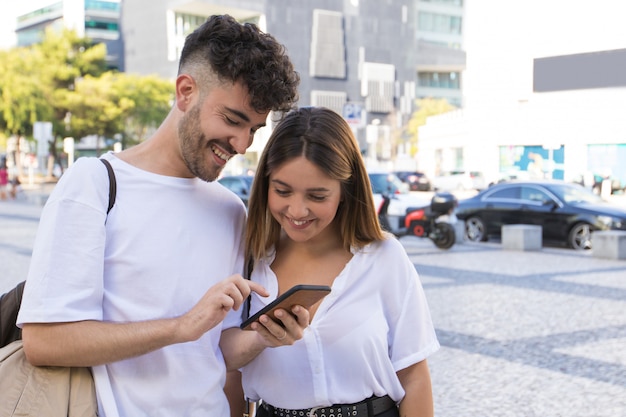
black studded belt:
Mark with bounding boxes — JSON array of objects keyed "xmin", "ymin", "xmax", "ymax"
[{"xmin": 260, "ymin": 395, "xmax": 396, "ymax": 417}]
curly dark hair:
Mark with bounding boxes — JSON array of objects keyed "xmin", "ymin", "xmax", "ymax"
[{"xmin": 179, "ymin": 15, "xmax": 299, "ymax": 114}]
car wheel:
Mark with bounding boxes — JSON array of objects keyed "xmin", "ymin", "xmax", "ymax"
[
  {"xmin": 569, "ymin": 222, "xmax": 593, "ymax": 250},
  {"xmin": 466, "ymin": 216, "xmax": 487, "ymax": 242}
]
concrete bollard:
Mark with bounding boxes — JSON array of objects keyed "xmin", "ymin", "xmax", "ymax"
[
  {"xmin": 453, "ymin": 220, "xmax": 465, "ymax": 244},
  {"xmin": 592, "ymin": 230, "xmax": 626, "ymax": 260},
  {"xmin": 502, "ymin": 224, "xmax": 542, "ymax": 251}
]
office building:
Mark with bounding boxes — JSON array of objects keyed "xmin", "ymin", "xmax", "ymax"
[
  {"xmin": 15, "ymin": 0, "xmax": 123, "ymax": 70},
  {"xmin": 11, "ymin": 0, "xmax": 465, "ymax": 171},
  {"xmin": 120, "ymin": 0, "xmax": 464, "ymax": 169}
]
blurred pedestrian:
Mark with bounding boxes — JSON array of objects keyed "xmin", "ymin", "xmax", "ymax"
[
  {"xmin": 0, "ymin": 158, "xmax": 8, "ymax": 200},
  {"xmin": 17, "ymin": 14, "xmax": 302, "ymax": 417},
  {"xmin": 240, "ymin": 107, "xmax": 440, "ymax": 417}
]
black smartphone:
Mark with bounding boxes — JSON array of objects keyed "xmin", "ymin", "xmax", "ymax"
[{"xmin": 240, "ymin": 284, "xmax": 331, "ymax": 330}]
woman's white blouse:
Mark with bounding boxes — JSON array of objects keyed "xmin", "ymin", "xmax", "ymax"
[{"xmin": 241, "ymin": 237, "xmax": 439, "ymax": 409}]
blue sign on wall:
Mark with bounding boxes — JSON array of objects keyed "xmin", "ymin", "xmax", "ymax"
[{"xmin": 499, "ymin": 145, "xmax": 565, "ymax": 180}]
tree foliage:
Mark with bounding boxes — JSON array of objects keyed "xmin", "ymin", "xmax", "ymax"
[
  {"xmin": 0, "ymin": 28, "xmax": 173, "ymax": 151},
  {"xmin": 405, "ymin": 97, "xmax": 456, "ymax": 155}
]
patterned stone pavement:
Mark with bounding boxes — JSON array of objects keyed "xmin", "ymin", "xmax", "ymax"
[
  {"xmin": 402, "ymin": 236, "xmax": 626, "ymax": 417},
  {"xmin": 1, "ymin": 195, "xmax": 625, "ymax": 416},
  {"xmin": 0, "ymin": 199, "xmax": 41, "ymax": 294}
]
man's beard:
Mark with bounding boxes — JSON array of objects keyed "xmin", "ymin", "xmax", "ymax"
[{"xmin": 178, "ymin": 104, "xmax": 223, "ymax": 182}]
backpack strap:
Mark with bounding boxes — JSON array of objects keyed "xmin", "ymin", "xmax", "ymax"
[
  {"xmin": 0, "ymin": 281, "xmax": 25, "ymax": 348},
  {"xmin": 99, "ymin": 158, "xmax": 116, "ymax": 214}
]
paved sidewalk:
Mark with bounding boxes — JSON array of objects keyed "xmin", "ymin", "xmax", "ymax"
[
  {"xmin": 401, "ymin": 236, "xmax": 626, "ymax": 416},
  {"xmin": 1, "ymin": 197, "xmax": 625, "ymax": 416},
  {"xmin": 0, "ymin": 200, "xmax": 42, "ymax": 293}
]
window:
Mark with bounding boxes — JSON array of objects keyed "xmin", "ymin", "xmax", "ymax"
[
  {"xmin": 168, "ymin": 12, "xmax": 208, "ymax": 62},
  {"xmin": 418, "ymin": 12, "xmax": 462, "ymax": 35},
  {"xmin": 521, "ymin": 187, "xmax": 550, "ymax": 203},
  {"xmin": 488, "ymin": 187, "xmax": 520, "ymax": 200},
  {"xmin": 17, "ymin": 2, "xmax": 63, "ymax": 23},
  {"xmin": 418, "ymin": 72, "xmax": 461, "ymax": 89},
  {"xmin": 174, "ymin": 13, "xmax": 206, "ymax": 38},
  {"xmin": 85, "ymin": 20, "xmax": 119, "ymax": 31},
  {"xmin": 85, "ymin": 1, "xmax": 121, "ymax": 13}
]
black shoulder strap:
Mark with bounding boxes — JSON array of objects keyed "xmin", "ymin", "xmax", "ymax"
[
  {"xmin": 243, "ymin": 257, "xmax": 254, "ymax": 320},
  {"xmin": 100, "ymin": 158, "xmax": 116, "ymax": 214},
  {"xmin": 0, "ymin": 280, "xmax": 25, "ymax": 348}
]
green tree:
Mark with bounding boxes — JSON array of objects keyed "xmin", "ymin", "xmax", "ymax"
[
  {"xmin": 0, "ymin": 28, "xmax": 108, "ymax": 137},
  {"xmin": 0, "ymin": 46, "xmax": 51, "ymax": 134},
  {"xmin": 405, "ymin": 97, "xmax": 456, "ymax": 156},
  {"xmin": 60, "ymin": 72, "xmax": 173, "ymax": 146},
  {"xmin": 109, "ymin": 74, "xmax": 174, "ymax": 146},
  {"xmin": 0, "ymin": 28, "xmax": 173, "ymax": 177},
  {"xmin": 59, "ymin": 73, "xmax": 130, "ymax": 141}
]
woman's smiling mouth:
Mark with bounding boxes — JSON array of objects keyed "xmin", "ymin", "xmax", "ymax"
[{"xmin": 288, "ymin": 217, "xmax": 312, "ymax": 227}]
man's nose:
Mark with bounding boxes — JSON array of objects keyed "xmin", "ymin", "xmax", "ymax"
[{"xmin": 230, "ymin": 130, "xmax": 253, "ymax": 155}]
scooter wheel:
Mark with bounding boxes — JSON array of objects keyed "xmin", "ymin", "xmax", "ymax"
[{"xmin": 432, "ymin": 223, "xmax": 455, "ymax": 249}]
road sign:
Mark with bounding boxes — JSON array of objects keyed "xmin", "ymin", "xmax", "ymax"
[{"xmin": 343, "ymin": 102, "xmax": 365, "ymax": 127}]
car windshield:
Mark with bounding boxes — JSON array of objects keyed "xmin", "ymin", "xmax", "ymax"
[{"xmin": 550, "ymin": 183, "xmax": 604, "ymax": 204}]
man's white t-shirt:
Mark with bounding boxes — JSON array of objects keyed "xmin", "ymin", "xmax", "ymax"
[{"xmin": 18, "ymin": 154, "xmax": 246, "ymax": 417}]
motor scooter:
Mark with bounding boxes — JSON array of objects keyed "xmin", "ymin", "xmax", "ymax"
[{"xmin": 378, "ymin": 191, "xmax": 458, "ymax": 249}]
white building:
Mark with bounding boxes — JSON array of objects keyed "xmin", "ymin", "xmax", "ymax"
[{"xmin": 417, "ymin": 0, "xmax": 626, "ymax": 187}]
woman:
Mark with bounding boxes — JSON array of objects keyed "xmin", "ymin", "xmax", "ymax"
[{"xmin": 242, "ymin": 107, "xmax": 439, "ymax": 417}]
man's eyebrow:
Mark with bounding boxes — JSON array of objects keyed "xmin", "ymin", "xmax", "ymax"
[
  {"xmin": 224, "ymin": 106, "xmax": 250, "ymax": 122},
  {"xmin": 224, "ymin": 106, "xmax": 266, "ymax": 128}
]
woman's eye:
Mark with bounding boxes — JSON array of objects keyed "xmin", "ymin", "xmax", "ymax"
[
  {"xmin": 275, "ymin": 189, "xmax": 290, "ymax": 196},
  {"xmin": 310, "ymin": 195, "xmax": 326, "ymax": 202},
  {"xmin": 226, "ymin": 117, "xmax": 239, "ymax": 126}
]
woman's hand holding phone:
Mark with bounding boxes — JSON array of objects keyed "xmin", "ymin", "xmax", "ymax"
[{"xmin": 240, "ymin": 284, "xmax": 331, "ymax": 331}]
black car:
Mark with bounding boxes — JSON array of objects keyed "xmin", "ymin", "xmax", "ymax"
[
  {"xmin": 218, "ymin": 175, "xmax": 254, "ymax": 207},
  {"xmin": 394, "ymin": 171, "xmax": 432, "ymax": 191},
  {"xmin": 456, "ymin": 180, "xmax": 626, "ymax": 250}
]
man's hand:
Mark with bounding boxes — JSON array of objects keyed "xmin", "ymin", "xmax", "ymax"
[
  {"xmin": 22, "ymin": 274, "xmax": 269, "ymax": 367},
  {"xmin": 176, "ymin": 275, "xmax": 269, "ymax": 343}
]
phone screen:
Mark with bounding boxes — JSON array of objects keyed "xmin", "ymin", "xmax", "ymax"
[{"xmin": 240, "ymin": 284, "xmax": 331, "ymax": 330}]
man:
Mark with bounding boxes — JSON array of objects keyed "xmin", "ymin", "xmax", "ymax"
[{"xmin": 17, "ymin": 15, "xmax": 303, "ymax": 416}]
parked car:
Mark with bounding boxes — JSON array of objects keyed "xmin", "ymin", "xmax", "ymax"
[
  {"xmin": 218, "ymin": 175, "xmax": 254, "ymax": 206},
  {"xmin": 456, "ymin": 180, "xmax": 626, "ymax": 250},
  {"xmin": 432, "ymin": 170, "xmax": 487, "ymax": 191},
  {"xmin": 394, "ymin": 171, "xmax": 432, "ymax": 191},
  {"xmin": 368, "ymin": 172, "xmax": 430, "ymax": 234}
]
